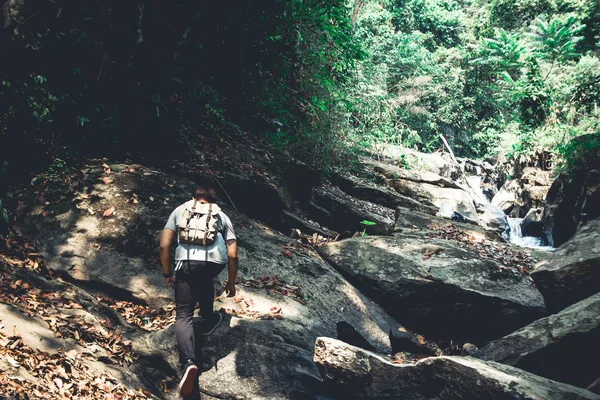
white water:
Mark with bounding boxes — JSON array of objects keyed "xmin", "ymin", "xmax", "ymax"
[
  {"xmin": 506, "ymin": 217, "xmax": 555, "ymax": 251},
  {"xmin": 468, "ymin": 174, "xmax": 554, "ymax": 251},
  {"xmin": 466, "ymin": 175, "xmax": 489, "ymax": 204}
]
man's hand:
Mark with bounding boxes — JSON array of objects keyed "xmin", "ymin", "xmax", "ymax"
[
  {"xmin": 225, "ymin": 280, "xmax": 236, "ymax": 297},
  {"xmin": 165, "ymin": 276, "xmax": 175, "ymax": 290}
]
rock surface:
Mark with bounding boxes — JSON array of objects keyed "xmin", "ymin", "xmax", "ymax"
[
  {"xmin": 520, "ymin": 207, "xmax": 546, "ymax": 243},
  {"xmin": 532, "ymin": 218, "xmax": 600, "ymax": 312},
  {"xmin": 369, "ymin": 145, "xmax": 460, "ymax": 180},
  {"xmin": 374, "ymin": 162, "xmax": 480, "ymax": 224},
  {"xmin": 394, "ymin": 206, "xmax": 505, "ymax": 243},
  {"xmin": 318, "ymin": 234, "xmax": 546, "ymax": 343},
  {"xmin": 309, "ymin": 184, "xmax": 394, "ymax": 235},
  {"xmin": 492, "ymin": 167, "xmax": 551, "ymax": 218},
  {"xmin": 334, "ymin": 174, "xmax": 438, "ymax": 215},
  {"xmin": 17, "ymin": 161, "xmax": 403, "ymax": 399},
  {"xmin": 542, "ymin": 169, "xmax": 600, "ymax": 247},
  {"xmin": 313, "ymin": 337, "xmax": 600, "ymax": 400},
  {"xmin": 479, "ymin": 293, "xmax": 600, "ymax": 389},
  {"xmin": 477, "ymin": 202, "xmax": 509, "ymax": 232}
]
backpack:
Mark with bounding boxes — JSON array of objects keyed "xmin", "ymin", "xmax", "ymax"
[{"xmin": 177, "ymin": 200, "xmax": 222, "ymax": 246}]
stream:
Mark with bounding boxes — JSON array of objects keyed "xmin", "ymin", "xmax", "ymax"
[{"xmin": 466, "ymin": 175, "xmax": 555, "ymax": 251}]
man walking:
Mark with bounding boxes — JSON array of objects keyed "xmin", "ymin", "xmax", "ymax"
[{"xmin": 159, "ymin": 186, "xmax": 238, "ymax": 397}]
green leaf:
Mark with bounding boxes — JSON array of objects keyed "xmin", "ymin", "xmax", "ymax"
[{"xmin": 360, "ymin": 220, "xmax": 377, "ymax": 226}]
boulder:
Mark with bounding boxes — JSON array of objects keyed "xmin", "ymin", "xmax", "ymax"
[
  {"xmin": 334, "ymin": 174, "xmax": 438, "ymax": 215},
  {"xmin": 479, "ymin": 293, "xmax": 600, "ymax": 389},
  {"xmin": 532, "ymin": 218, "xmax": 600, "ymax": 312},
  {"xmin": 477, "ymin": 202, "xmax": 509, "ymax": 232},
  {"xmin": 394, "ymin": 206, "xmax": 505, "ymax": 243},
  {"xmin": 521, "ymin": 167, "xmax": 552, "ymax": 187},
  {"xmin": 492, "ymin": 168, "xmax": 552, "ymax": 218},
  {"xmin": 372, "ymin": 162, "xmax": 462, "ymax": 190},
  {"xmin": 318, "ymin": 234, "xmax": 546, "ymax": 343},
  {"xmin": 542, "ymin": 169, "xmax": 600, "ymax": 247},
  {"xmin": 520, "ymin": 207, "xmax": 546, "ymax": 243},
  {"xmin": 313, "ymin": 337, "xmax": 600, "ymax": 400},
  {"xmin": 369, "ymin": 145, "xmax": 460, "ymax": 180},
  {"xmin": 308, "ymin": 185, "xmax": 394, "ymax": 236},
  {"xmin": 492, "ymin": 179, "xmax": 526, "ymax": 216},
  {"xmin": 373, "ymin": 163, "xmax": 479, "ymax": 224}
]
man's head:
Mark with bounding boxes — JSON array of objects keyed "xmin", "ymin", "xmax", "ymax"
[{"xmin": 192, "ymin": 186, "xmax": 217, "ymax": 203}]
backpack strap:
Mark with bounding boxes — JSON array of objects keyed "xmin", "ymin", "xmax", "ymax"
[
  {"xmin": 183, "ymin": 199, "xmax": 198, "ymax": 243},
  {"xmin": 203, "ymin": 203, "xmax": 213, "ymax": 245}
]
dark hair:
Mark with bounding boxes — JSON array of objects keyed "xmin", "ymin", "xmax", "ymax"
[{"xmin": 193, "ymin": 186, "xmax": 217, "ymax": 202}]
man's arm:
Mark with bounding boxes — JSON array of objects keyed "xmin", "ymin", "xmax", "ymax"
[
  {"xmin": 159, "ymin": 228, "xmax": 176, "ymax": 288},
  {"xmin": 225, "ymin": 239, "xmax": 238, "ymax": 296}
]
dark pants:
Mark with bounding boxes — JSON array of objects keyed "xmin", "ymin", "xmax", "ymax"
[{"xmin": 175, "ymin": 260, "xmax": 226, "ymax": 363}]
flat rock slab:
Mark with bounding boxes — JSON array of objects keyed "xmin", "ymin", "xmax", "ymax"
[
  {"xmin": 479, "ymin": 292, "xmax": 600, "ymax": 389},
  {"xmin": 532, "ymin": 218, "xmax": 600, "ymax": 312},
  {"xmin": 314, "ymin": 337, "xmax": 600, "ymax": 400},
  {"xmin": 318, "ymin": 234, "xmax": 546, "ymax": 343}
]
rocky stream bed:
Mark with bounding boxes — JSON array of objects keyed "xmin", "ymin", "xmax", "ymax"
[{"xmin": 1, "ymin": 145, "xmax": 599, "ymax": 399}]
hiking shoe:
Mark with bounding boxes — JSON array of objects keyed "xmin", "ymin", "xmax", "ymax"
[
  {"xmin": 178, "ymin": 360, "xmax": 198, "ymax": 398},
  {"xmin": 201, "ymin": 312, "xmax": 222, "ymax": 336}
]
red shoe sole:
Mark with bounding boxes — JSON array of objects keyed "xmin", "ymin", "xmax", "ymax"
[{"xmin": 179, "ymin": 364, "xmax": 198, "ymax": 397}]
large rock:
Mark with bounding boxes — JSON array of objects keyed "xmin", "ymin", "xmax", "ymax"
[
  {"xmin": 541, "ymin": 134, "xmax": 600, "ymax": 247},
  {"xmin": 477, "ymin": 202, "xmax": 509, "ymax": 232},
  {"xmin": 318, "ymin": 234, "xmax": 546, "ymax": 343},
  {"xmin": 313, "ymin": 337, "xmax": 600, "ymax": 400},
  {"xmin": 394, "ymin": 206, "xmax": 505, "ymax": 243},
  {"xmin": 542, "ymin": 169, "xmax": 600, "ymax": 247},
  {"xmin": 532, "ymin": 218, "xmax": 600, "ymax": 312},
  {"xmin": 334, "ymin": 174, "xmax": 438, "ymax": 215},
  {"xmin": 520, "ymin": 207, "xmax": 547, "ymax": 244},
  {"xmin": 492, "ymin": 168, "xmax": 552, "ymax": 218},
  {"xmin": 492, "ymin": 179, "xmax": 526, "ymax": 216},
  {"xmin": 308, "ymin": 185, "xmax": 394, "ymax": 235},
  {"xmin": 373, "ymin": 162, "xmax": 479, "ymax": 224},
  {"xmin": 18, "ymin": 161, "xmax": 402, "ymax": 399},
  {"xmin": 479, "ymin": 293, "xmax": 600, "ymax": 389},
  {"xmin": 369, "ymin": 145, "xmax": 460, "ymax": 180}
]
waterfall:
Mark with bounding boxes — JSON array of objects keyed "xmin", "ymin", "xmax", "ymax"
[
  {"xmin": 466, "ymin": 175, "xmax": 489, "ymax": 204},
  {"xmin": 506, "ymin": 217, "xmax": 554, "ymax": 250},
  {"xmin": 468, "ymin": 174, "xmax": 554, "ymax": 250}
]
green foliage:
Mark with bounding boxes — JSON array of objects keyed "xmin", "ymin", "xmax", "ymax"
[
  {"xmin": 360, "ymin": 220, "xmax": 377, "ymax": 226},
  {"xmin": 554, "ymin": 133, "xmax": 600, "ymax": 174},
  {"xmin": 0, "ymin": 0, "xmax": 598, "ymax": 180},
  {"xmin": 528, "ymin": 16, "xmax": 585, "ymax": 63},
  {"xmin": 359, "ymin": 219, "xmax": 376, "ymax": 236},
  {"xmin": 471, "ymin": 29, "xmax": 525, "ymax": 77}
]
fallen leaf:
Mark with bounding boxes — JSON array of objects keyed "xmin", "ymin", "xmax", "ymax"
[
  {"xmin": 102, "ymin": 177, "xmax": 114, "ymax": 185},
  {"xmin": 281, "ymin": 250, "xmax": 293, "ymax": 258},
  {"xmin": 5, "ymin": 354, "xmax": 20, "ymax": 368},
  {"xmin": 54, "ymin": 378, "xmax": 63, "ymax": 390},
  {"xmin": 103, "ymin": 207, "xmax": 115, "ymax": 217}
]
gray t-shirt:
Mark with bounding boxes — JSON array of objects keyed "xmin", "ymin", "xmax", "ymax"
[{"xmin": 164, "ymin": 203, "xmax": 236, "ymax": 268}]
